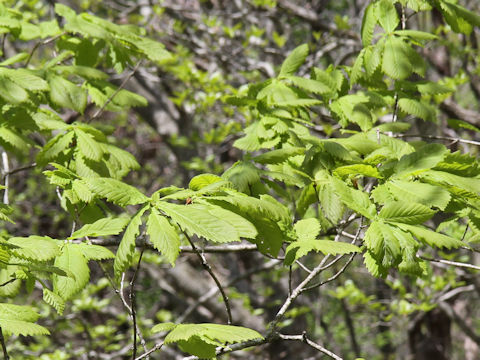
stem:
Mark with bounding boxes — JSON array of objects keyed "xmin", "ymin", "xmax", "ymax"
[
  {"xmin": 184, "ymin": 233, "xmax": 233, "ymax": 324},
  {"xmin": 0, "ymin": 327, "xmax": 9, "ymax": 360}
]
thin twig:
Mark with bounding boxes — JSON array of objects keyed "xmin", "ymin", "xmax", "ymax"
[
  {"xmin": 177, "ymin": 259, "xmax": 279, "ymax": 323},
  {"xmin": 1, "ymin": 152, "xmax": 9, "ymax": 205},
  {"xmin": 89, "ymin": 60, "xmax": 143, "ymax": 122},
  {"xmin": 184, "ymin": 233, "xmax": 232, "ymax": 324},
  {"xmin": 278, "ymin": 333, "xmax": 343, "ymax": 360},
  {"xmin": 130, "ymin": 248, "xmax": 147, "ymax": 359},
  {"xmin": 2, "ymin": 163, "xmax": 36, "ymax": 178},
  {"xmin": 0, "ymin": 327, "xmax": 9, "ymax": 360},
  {"xmin": 419, "ymin": 256, "xmax": 480, "ymax": 271},
  {"xmin": 25, "ymin": 33, "xmax": 65, "ymax": 66},
  {"xmin": 391, "ymin": 133, "xmax": 480, "ymax": 147},
  {"xmin": 0, "ymin": 278, "xmax": 16, "ymax": 288},
  {"xmin": 134, "ymin": 342, "xmax": 163, "ymax": 360}
]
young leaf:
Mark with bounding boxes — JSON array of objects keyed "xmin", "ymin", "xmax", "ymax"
[
  {"xmin": 146, "ymin": 209, "xmax": 180, "ymax": 266},
  {"xmin": 0, "ymin": 303, "xmax": 49, "ymax": 336},
  {"xmin": 49, "ymin": 75, "xmax": 87, "ymax": 113},
  {"xmin": 332, "ymin": 177, "xmax": 376, "ymax": 219},
  {"xmin": 9, "ymin": 236, "xmax": 60, "ymax": 261},
  {"xmin": 294, "ymin": 218, "xmax": 321, "ymax": 241},
  {"xmin": 156, "ymin": 202, "xmax": 240, "ymax": 243},
  {"xmin": 361, "ymin": 2, "xmax": 377, "ymax": 46},
  {"xmin": 75, "ymin": 129, "xmax": 104, "ymax": 162},
  {"xmin": 285, "ymin": 240, "xmax": 360, "ymax": 265},
  {"xmin": 394, "ymin": 223, "xmax": 465, "ymax": 249},
  {"xmin": 278, "ymin": 44, "xmax": 309, "ymax": 77},
  {"xmin": 53, "ymin": 244, "xmax": 90, "ymax": 300},
  {"xmin": 379, "ymin": 201, "xmax": 435, "ymax": 225},
  {"xmin": 382, "ymin": 36, "xmax": 412, "ymax": 80},
  {"xmin": 394, "ymin": 143, "xmax": 447, "ymax": 177},
  {"xmin": 69, "ymin": 217, "xmax": 130, "ymax": 239},
  {"xmin": 85, "ymin": 177, "xmax": 149, "ymax": 206},
  {"xmin": 114, "ymin": 206, "xmax": 148, "ymax": 277},
  {"xmin": 75, "ymin": 243, "xmax": 115, "ymax": 261},
  {"xmin": 386, "ymin": 180, "xmax": 451, "ymax": 210},
  {"xmin": 377, "ymin": 0, "xmax": 399, "ymax": 32},
  {"xmin": 43, "ymin": 288, "xmax": 66, "ymax": 315},
  {"xmin": 188, "ymin": 174, "xmax": 223, "ymax": 191}
]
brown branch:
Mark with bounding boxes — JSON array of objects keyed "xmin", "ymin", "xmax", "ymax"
[
  {"xmin": 391, "ymin": 133, "xmax": 480, "ymax": 147},
  {"xmin": 184, "ymin": 233, "xmax": 232, "ymax": 324},
  {"xmin": 278, "ymin": 333, "xmax": 343, "ymax": 360},
  {"xmin": 0, "ymin": 327, "xmax": 9, "ymax": 360}
]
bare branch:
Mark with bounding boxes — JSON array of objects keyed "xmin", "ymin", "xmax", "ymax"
[
  {"xmin": 278, "ymin": 333, "xmax": 343, "ymax": 360},
  {"xmin": 420, "ymin": 256, "xmax": 480, "ymax": 271}
]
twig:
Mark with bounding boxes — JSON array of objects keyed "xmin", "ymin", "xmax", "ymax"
[
  {"xmin": 89, "ymin": 60, "xmax": 143, "ymax": 122},
  {"xmin": 419, "ymin": 256, "xmax": 480, "ymax": 271},
  {"xmin": 278, "ymin": 333, "xmax": 343, "ymax": 360},
  {"xmin": 0, "ymin": 327, "xmax": 9, "ymax": 360},
  {"xmin": 134, "ymin": 342, "xmax": 163, "ymax": 360},
  {"xmin": 0, "ymin": 278, "xmax": 16, "ymax": 288},
  {"xmin": 177, "ymin": 259, "xmax": 279, "ymax": 323},
  {"xmin": 130, "ymin": 248, "xmax": 147, "ymax": 359},
  {"xmin": 1, "ymin": 152, "xmax": 8, "ymax": 205},
  {"xmin": 184, "ymin": 233, "xmax": 232, "ymax": 324},
  {"xmin": 2, "ymin": 163, "xmax": 36, "ymax": 178},
  {"xmin": 25, "ymin": 33, "xmax": 65, "ymax": 66},
  {"xmin": 303, "ymin": 252, "xmax": 357, "ymax": 292},
  {"xmin": 180, "ymin": 244, "xmax": 257, "ymax": 253},
  {"xmin": 390, "ymin": 133, "xmax": 480, "ymax": 147}
]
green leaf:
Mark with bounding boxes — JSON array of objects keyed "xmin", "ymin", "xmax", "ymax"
[
  {"xmin": 156, "ymin": 202, "xmax": 240, "ymax": 243},
  {"xmin": 377, "ymin": 0, "xmax": 399, "ymax": 32},
  {"xmin": 0, "ymin": 303, "xmax": 49, "ymax": 336},
  {"xmin": 189, "ymin": 174, "xmax": 223, "ymax": 191},
  {"xmin": 294, "ymin": 218, "xmax": 320, "ymax": 242},
  {"xmin": 158, "ymin": 323, "xmax": 263, "ymax": 357},
  {"xmin": 285, "ymin": 76, "xmax": 331, "ymax": 94},
  {"xmin": 382, "ymin": 36, "xmax": 412, "ymax": 80},
  {"xmin": 146, "ymin": 209, "xmax": 180, "ymax": 266},
  {"xmin": 285, "ymin": 240, "xmax": 360, "ymax": 265},
  {"xmin": 85, "ymin": 178, "xmax": 149, "ymax": 206},
  {"xmin": 395, "ymin": 223, "xmax": 465, "ymax": 249},
  {"xmin": 318, "ymin": 183, "xmax": 344, "ymax": 223},
  {"xmin": 75, "ymin": 129, "xmax": 104, "ymax": 162},
  {"xmin": 395, "ymin": 143, "xmax": 447, "ymax": 177},
  {"xmin": 75, "ymin": 243, "xmax": 115, "ymax": 260},
  {"xmin": 9, "ymin": 236, "xmax": 60, "ymax": 261},
  {"xmin": 253, "ymin": 147, "xmax": 305, "ymax": 165},
  {"xmin": 379, "ymin": 201, "xmax": 435, "ymax": 224},
  {"xmin": 53, "ymin": 244, "xmax": 90, "ymax": 300},
  {"xmin": 361, "ymin": 2, "xmax": 377, "ymax": 46},
  {"xmin": 398, "ymin": 98, "xmax": 435, "ymax": 121},
  {"xmin": 332, "ymin": 177, "xmax": 376, "ymax": 219},
  {"xmin": 279, "ymin": 44, "xmax": 309, "ymax": 77},
  {"xmin": 204, "ymin": 204, "xmax": 258, "ymax": 240},
  {"xmin": 49, "ymin": 75, "xmax": 87, "ymax": 113},
  {"xmin": 114, "ymin": 206, "xmax": 148, "ymax": 277},
  {"xmin": 0, "ymin": 68, "xmax": 48, "ymax": 91},
  {"xmin": 364, "ymin": 221, "xmax": 401, "ymax": 267},
  {"xmin": 420, "ymin": 170, "xmax": 480, "ymax": 197},
  {"xmin": 0, "ymin": 76, "xmax": 28, "ymax": 104},
  {"xmin": 334, "ymin": 164, "xmax": 381, "ymax": 178},
  {"xmin": 394, "ymin": 30, "xmax": 437, "ymax": 40},
  {"xmin": 386, "ymin": 180, "xmax": 451, "ymax": 210},
  {"xmin": 43, "ymin": 288, "xmax": 65, "ymax": 315},
  {"xmin": 70, "ymin": 217, "xmax": 130, "ymax": 239}
]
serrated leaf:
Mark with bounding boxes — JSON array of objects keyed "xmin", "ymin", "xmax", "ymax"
[
  {"xmin": 377, "ymin": 0, "xmax": 399, "ymax": 32},
  {"xmin": 0, "ymin": 303, "xmax": 49, "ymax": 336},
  {"xmin": 205, "ymin": 205, "xmax": 258, "ymax": 240},
  {"xmin": 332, "ymin": 177, "xmax": 376, "ymax": 219},
  {"xmin": 279, "ymin": 44, "xmax": 309, "ymax": 77},
  {"xmin": 379, "ymin": 201, "xmax": 435, "ymax": 224},
  {"xmin": 285, "ymin": 239, "xmax": 360, "ymax": 265},
  {"xmin": 364, "ymin": 221, "xmax": 401, "ymax": 267},
  {"xmin": 114, "ymin": 206, "xmax": 147, "ymax": 277},
  {"xmin": 286, "ymin": 76, "xmax": 331, "ymax": 94},
  {"xmin": 75, "ymin": 129, "xmax": 104, "ymax": 161},
  {"xmin": 85, "ymin": 177, "xmax": 149, "ymax": 206},
  {"xmin": 294, "ymin": 218, "xmax": 321, "ymax": 241},
  {"xmin": 395, "ymin": 143, "xmax": 447, "ymax": 177},
  {"xmin": 334, "ymin": 164, "xmax": 381, "ymax": 178},
  {"xmin": 75, "ymin": 243, "xmax": 115, "ymax": 260},
  {"xmin": 382, "ymin": 36, "xmax": 412, "ymax": 80},
  {"xmin": 70, "ymin": 217, "xmax": 129, "ymax": 239},
  {"xmin": 9, "ymin": 236, "xmax": 60, "ymax": 261},
  {"xmin": 0, "ymin": 76, "xmax": 28, "ymax": 104},
  {"xmin": 395, "ymin": 223, "xmax": 465, "ymax": 249},
  {"xmin": 156, "ymin": 202, "xmax": 239, "ymax": 243},
  {"xmin": 253, "ymin": 147, "xmax": 304, "ymax": 165},
  {"xmin": 394, "ymin": 30, "xmax": 437, "ymax": 40},
  {"xmin": 43, "ymin": 288, "xmax": 65, "ymax": 315},
  {"xmin": 0, "ymin": 68, "xmax": 48, "ymax": 91},
  {"xmin": 37, "ymin": 131, "xmax": 74, "ymax": 166},
  {"xmin": 387, "ymin": 180, "xmax": 451, "ymax": 210},
  {"xmin": 146, "ymin": 209, "xmax": 180, "ymax": 266},
  {"xmin": 361, "ymin": 2, "xmax": 377, "ymax": 46},
  {"xmin": 318, "ymin": 183, "xmax": 344, "ymax": 223},
  {"xmin": 189, "ymin": 174, "xmax": 223, "ymax": 191},
  {"xmin": 53, "ymin": 244, "xmax": 89, "ymax": 300},
  {"xmin": 398, "ymin": 98, "xmax": 435, "ymax": 121},
  {"xmin": 49, "ymin": 75, "xmax": 87, "ymax": 113}
]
